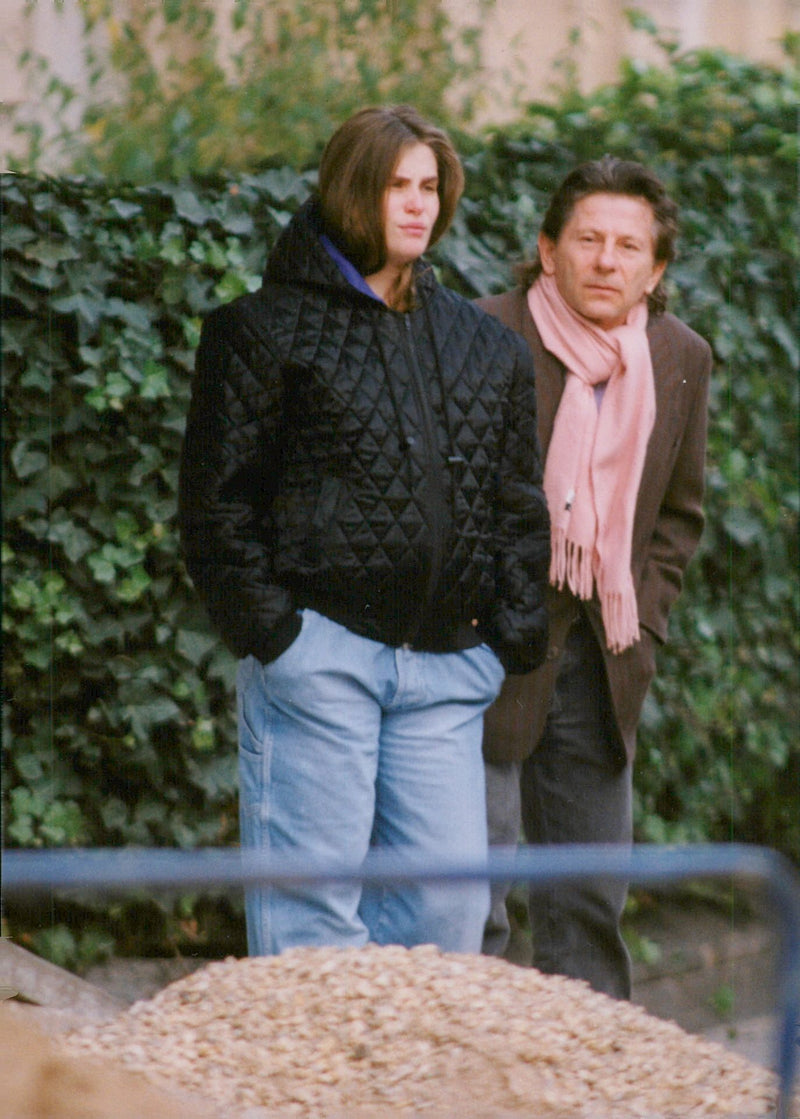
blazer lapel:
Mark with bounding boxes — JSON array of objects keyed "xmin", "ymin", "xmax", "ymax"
[{"xmin": 644, "ymin": 315, "xmax": 689, "ymax": 455}]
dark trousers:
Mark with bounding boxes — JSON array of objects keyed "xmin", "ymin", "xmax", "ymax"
[{"xmin": 484, "ymin": 610, "xmax": 633, "ymax": 1000}]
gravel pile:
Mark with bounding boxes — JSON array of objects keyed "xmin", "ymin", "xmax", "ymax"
[{"xmin": 63, "ymin": 944, "xmax": 788, "ymax": 1117}]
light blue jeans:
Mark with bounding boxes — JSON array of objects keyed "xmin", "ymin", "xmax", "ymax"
[{"xmin": 237, "ymin": 609, "xmax": 504, "ymax": 956}]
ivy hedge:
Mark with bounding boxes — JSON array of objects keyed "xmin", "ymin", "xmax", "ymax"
[{"xmin": 2, "ymin": 40, "xmax": 798, "ymax": 963}]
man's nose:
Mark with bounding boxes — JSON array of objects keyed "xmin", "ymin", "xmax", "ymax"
[{"xmin": 595, "ymin": 240, "xmax": 618, "ymax": 269}]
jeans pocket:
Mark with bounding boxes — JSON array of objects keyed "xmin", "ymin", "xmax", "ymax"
[{"xmin": 238, "ymin": 656, "xmax": 272, "ymax": 756}]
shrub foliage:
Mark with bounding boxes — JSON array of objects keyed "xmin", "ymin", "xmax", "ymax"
[
  {"xmin": 2, "ymin": 35, "xmax": 797, "ymax": 959},
  {"xmin": 10, "ymin": 0, "xmax": 488, "ymax": 178}
]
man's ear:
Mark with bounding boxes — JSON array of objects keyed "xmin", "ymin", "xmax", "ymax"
[
  {"xmin": 538, "ymin": 233, "xmax": 556, "ymax": 276},
  {"xmin": 646, "ymin": 259, "xmax": 668, "ymax": 294}
]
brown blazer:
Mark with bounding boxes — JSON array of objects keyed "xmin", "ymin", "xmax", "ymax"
[{"xmin": 479, "ymin": 289, "xmax": 712, "ymax": 764}]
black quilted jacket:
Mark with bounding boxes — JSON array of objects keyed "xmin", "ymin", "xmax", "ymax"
[{"xmin": 178, "ymin": 199, "xmax": 550, "ymax": 673}]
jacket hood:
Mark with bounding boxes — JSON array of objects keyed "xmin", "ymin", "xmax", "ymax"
[
  {"xmin": 263, "ymin": 197, "xmax": 342, "ymax": 290},
  {"xmin": 262, "ymin": 196, "xmax": 436, "ymax": 301}
]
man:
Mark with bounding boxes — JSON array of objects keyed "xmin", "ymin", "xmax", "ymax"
[{"xmin": 479, "ymin": 157, "xmax": 712, "ymax": 998}]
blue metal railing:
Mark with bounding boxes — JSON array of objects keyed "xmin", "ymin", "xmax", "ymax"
[{"xmin": 5, "ymin": 843, "xmax": 799, "ymax": 1117}]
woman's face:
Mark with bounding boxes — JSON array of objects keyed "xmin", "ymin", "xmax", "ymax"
[{"xmin": 381, "ymin": 142, "xmax": 440, "ymax": 270}]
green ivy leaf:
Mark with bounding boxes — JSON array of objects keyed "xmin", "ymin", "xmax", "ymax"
[
  {"xmin": 176, "ymin": 628, "xmax": 219, "ymax": 666},
  {"xmin": 116, "ymin": 565, "xmax": 153, "ymax": 602},
  {"xmin": 47, "ymin": 516, "xmax": 95, "ymax": 563},
  {"xmin": 722, "ymin": 507, "xmax": 762, "ymax": 547},
  {"xmin": 214, "ymin": 270, "xmax": 260, "ymax": 303},
  {"xmin": 109, "ymin": 198, "xmax": 143, "ymax": 219},
  {"xmin": 10, "ymin": 442, "xmax": 48, "ymax": 480},
  {"xmin": 31, "ymin": 926, "xmax": 78, "ymax": 970},
  {"xmin": 41, "ymin": 801, "xmax": 89, "ymax": 845},
  {"xmin": 140, "ymin": 360, "xmax": 171, "ymax": 399}
]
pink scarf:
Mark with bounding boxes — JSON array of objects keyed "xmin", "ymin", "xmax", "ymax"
[{"xmin": 528, "ymin": 273, "xmax": 655, "ymax": 653}]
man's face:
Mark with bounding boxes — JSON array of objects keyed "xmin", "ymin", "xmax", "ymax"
[{"xmin": 539, "ymin": 192, "xmax": 667, "ymax": 330}]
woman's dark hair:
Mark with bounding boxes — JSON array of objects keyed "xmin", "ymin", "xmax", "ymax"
[
  {"xmin": 517, "ymin": 155, "xmax": 679, "ymax": 316},
  {"xmin": 317, "ymin": 105, "xmax": 464, "ymax": 280}
]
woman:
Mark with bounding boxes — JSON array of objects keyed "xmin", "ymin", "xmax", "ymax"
[{"xmin": 178, "ymin": 105, "xmax": 550, "ymax": 955}]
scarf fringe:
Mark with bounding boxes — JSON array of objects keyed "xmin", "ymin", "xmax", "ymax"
[
  {"xmin": 550, "ymin": 529, "xmax": 594, "ymax": 601},
  {"xmin": 599, "ymin": 589, "xmax": 640, "ymax": 655},
  {"xmin": 551, "ymin": 528, "xmax": 640, "ymax": 654}
]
